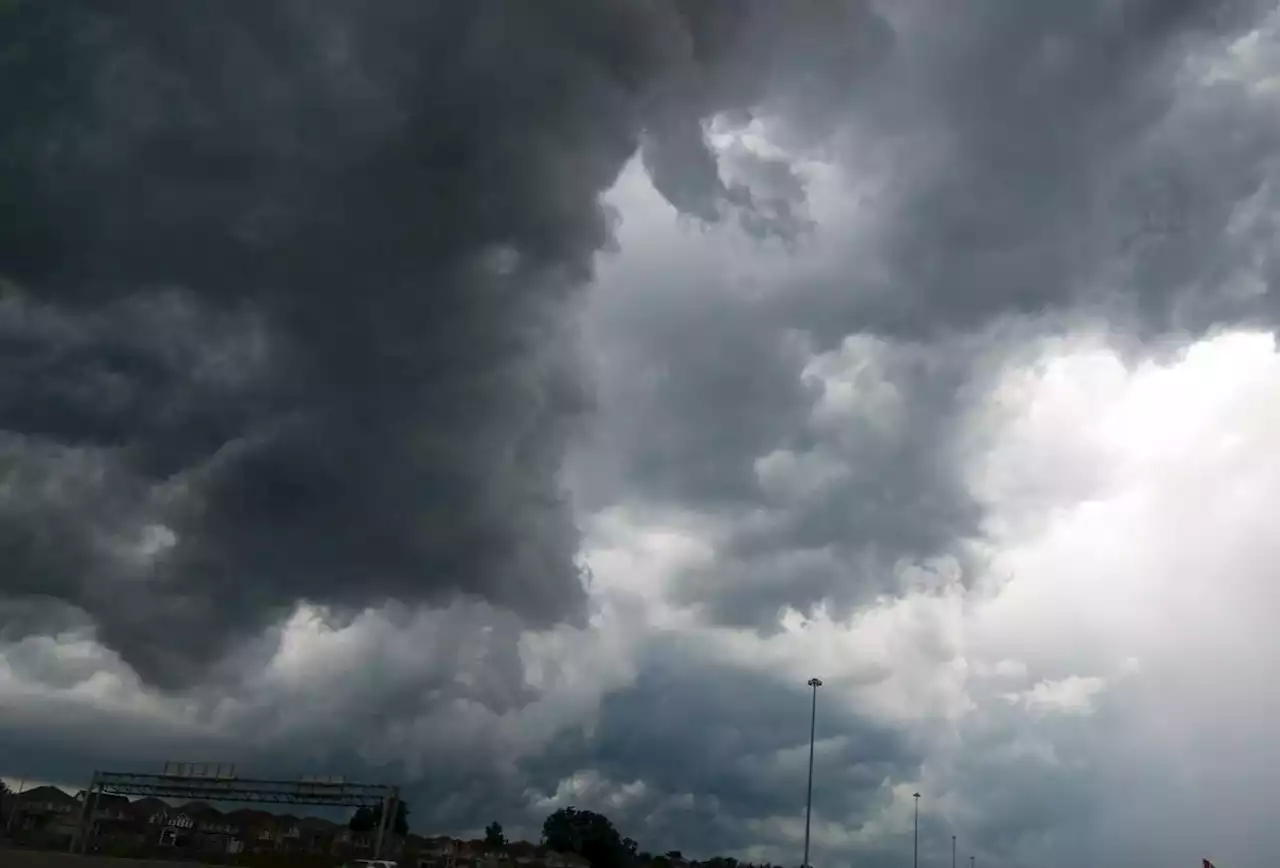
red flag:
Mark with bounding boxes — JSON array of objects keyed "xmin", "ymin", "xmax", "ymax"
[{"xmin": 1203, "ymin": 860, "xmax": 1216, "ymax": 868}]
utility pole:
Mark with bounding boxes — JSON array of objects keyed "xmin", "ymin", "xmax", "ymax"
[
  {"xmin": 951, "ymin": 835, "xmax": 956, "ymax": 868},
  {"xmin": 4, "ymin": 779, "xmax": 24, "ymax": 836}
]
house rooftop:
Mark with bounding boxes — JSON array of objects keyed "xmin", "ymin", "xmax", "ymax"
[{"xmin": 18, "ymin": 786, "xmax": 75, "ymax": 804}]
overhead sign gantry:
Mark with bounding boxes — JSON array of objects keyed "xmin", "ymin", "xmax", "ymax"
[{"xmin": 72, "ymin": 761, "xmax": 400, "ymax": 858}]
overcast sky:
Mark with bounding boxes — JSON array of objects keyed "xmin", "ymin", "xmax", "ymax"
[{"xmin": 2, "ymin": 2, "xmax": 1280, "ymax": 867}]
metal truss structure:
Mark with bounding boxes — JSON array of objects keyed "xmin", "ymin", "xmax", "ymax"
[
  {"xmin": 93, "ymin": 770, "xmax": 393, "ymax": 808},
  {"xmin": 72, "ymin": 762, "xmax": 400, "ymax": 859}
]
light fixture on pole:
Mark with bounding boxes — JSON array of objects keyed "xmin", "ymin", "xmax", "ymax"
[
  {"xmin": 802, "ymin": 677, "xmax": 823, "ymax": 868},
  {"xmin": 970, "ymin": 855, "xmax": 975, "ymax": 868},
  {"xmin": 912, "ymin": 793, "xmax": 921, "ymax": 868}
]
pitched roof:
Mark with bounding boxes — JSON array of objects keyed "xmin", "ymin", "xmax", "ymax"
[
  {"xmin": 129, "ymin": 798, "xmax": 169, "ymax": 817},
  {"xmin": 180, "ymin": 801, "xmax": 224, "ymax": 818},
  {"xmin": 19, "ymin": 786, "xmax": 74, "ymax": 804}
]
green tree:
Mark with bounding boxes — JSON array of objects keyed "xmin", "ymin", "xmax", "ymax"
[
  {"xmin": 349, "ymin": 800, "xmax": 410, "ymax": 837},
  {"xmin": 541, "ymin": 806, "xmax": 630, "ymax": 868},
  {"xmin": 485, "ymin": 820, "xmax": 508, "ymax": 850}
]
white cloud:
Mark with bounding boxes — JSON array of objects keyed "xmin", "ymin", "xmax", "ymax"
[
  {"xmin": 1006, "ymin": 676, "xmax": 1109, "ymax": 717},
  {"xmin": 578, "ymin": 323, "xmax": 1280, "ymax": 865}
]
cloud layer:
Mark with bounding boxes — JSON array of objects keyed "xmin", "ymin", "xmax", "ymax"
[{"xmin": 3, "ymin": 2, "xmax": 1280, "ymax": 867}]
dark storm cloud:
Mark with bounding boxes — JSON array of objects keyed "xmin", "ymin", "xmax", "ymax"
[
  {"xmin": 587, "ymin": 0, "xmax": 1279, "ymax": 626},
  {"xmin": 0, "ymin": 0, "xmax": 891, "ymax": 687},
  {"xmin": 525, "ymin": 641, "xmax": 919, "ymax": 859},
  {"xmin": 817, "ymin": 0, "xmax": 1280, "ymax": 337},
  {"xmin": 3, "ymin": 1, "xmax": 1279, "ymax": 863}
]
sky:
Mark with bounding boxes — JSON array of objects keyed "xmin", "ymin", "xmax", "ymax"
[{"xmin": 2, "ymin": 2, "xmax": 1280, "ymax": 867}]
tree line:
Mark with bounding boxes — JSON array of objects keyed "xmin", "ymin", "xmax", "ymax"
[
  {"xmin": 350, "ymin": 801, "xmax": 789, "ymax": 868},
  {"xmin": 508, "ymin": 807, "xmax": 786, "ymax": 868}
]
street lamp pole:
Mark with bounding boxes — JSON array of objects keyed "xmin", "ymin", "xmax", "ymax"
[
  {"xmin": 912, "ymin": 793, "xmax": 921, "ymax": 868},
  {"xmin": 970, "ymin": 855, "xmax": 975, "ymax": 868},
  {"xmin": 803, "ymin": 677, "xmax": 823, "ymax": 868},
  {"xmin": 951, "ymin": 835, "xmax": 956, "ymax": 868}
]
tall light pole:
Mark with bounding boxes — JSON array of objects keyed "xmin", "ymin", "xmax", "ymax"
[
  {"xmin": 803, "ymin": 677, "xmax": 823, "ymax": 868},
  {"xmin": 912, "ymin": 793, "xmax": 921, "ymax": 868},
  {"xmin": 970, "ymin": 855, "xmax": 975, "ymax": 868},
  {"xmin": 951, "ymin": 835, "xmax": 956, "ymax": 868}
]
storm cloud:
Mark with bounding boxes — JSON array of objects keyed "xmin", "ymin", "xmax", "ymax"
[
  {"xmin": 0, "ymin": 0, "xmax": 890, "ymax": 686},
  {"xmin": 3, "ymin": 1, "xmax": 1280, "ymax": 867},
  {"xmin": 581, "ymin": 0, "xmax": 1280, "ymax": 627}
]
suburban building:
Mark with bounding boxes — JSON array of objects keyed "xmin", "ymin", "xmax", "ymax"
[
  {"xmin": 3, "ymin": 788, "xmax": 634, "ymax": 868},
  {"xmin": 8, "ymin": 785, "xmax": 77, "ymax": 841}
]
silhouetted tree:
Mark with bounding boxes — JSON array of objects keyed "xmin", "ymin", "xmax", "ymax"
[
  {"xmin": 542, "ymin": 807, "xmax": 629, "ymax": 868},
  {"xmin": 350, "ymin": 800, "xmax": 410, "ymax": 837},
  {"xmin": 485, "ymin": 821, "xmax": 508, "ymax": 850},
  {"xmin": 350, "ymin": 807, "xmax": 374, "ymax": 832}
]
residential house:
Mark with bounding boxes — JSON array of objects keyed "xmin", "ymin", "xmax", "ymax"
[
  {"xmin": 409, "ymin": 834, "xmax": 459, "ymax": 868},
  {"xmin": 401, "ymin": 833, "xmax": 429, "ymax": 866},
  {"xmin": 183, "ymin": 802, "xmax": 242, "ymax": 854},
  {"xmin": 454, "ymin": 837, "xmax": 488, "ymax": 868},
  {"xmin": 226, "ymin": 808, "xmax": 278, "ymax": 852},
  {"xmin": 12, "ymin": 786, "xmax": 76, "ymax": 836},
  {"xmin": 273, "ymin": 812, "xmax": 304, "ymax": 851},
  {"xmin": 89, "ymin": 793, "xmax": 133, "ymax": 824},
  {"xmin": 482, "ymin": 842, "xmax": 513, "ymax": 868},
  {"xmin": 334, "ymin": 824, "xmax": 376, "ymax": 857},
  {"xmin": 507, "ymin": 841, "xmax": 541, "ymax": 867},
  {"xmin": 70, "ymin": 792, "xmax": 138, "ymax": 848},
  {"xmin": 152, "ymin": 807, "xmax": 196, "ymax": 848},
  {"xmin": 128, "ymin": 797, "xmax": 169, "ymax": 824},
  {"xmin": 544, "ymin": 852, "xmax": 592, "ymax": 868},
  {"xmin": 298, "ymin": 815, "xmax": 341, "ymax": 854}
]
